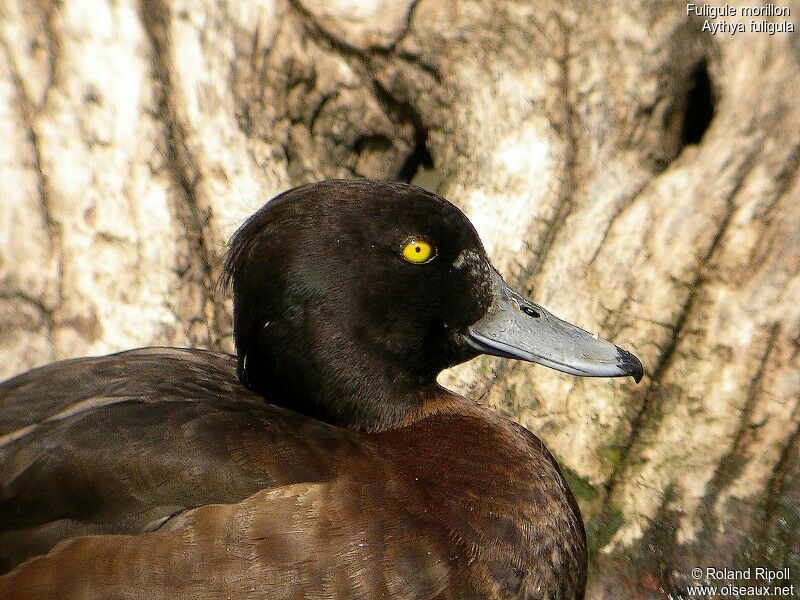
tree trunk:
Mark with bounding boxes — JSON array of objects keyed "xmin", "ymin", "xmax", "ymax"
[{"xmin": 1, "ymin": 0, "xmax": 798, "ymax": 596}]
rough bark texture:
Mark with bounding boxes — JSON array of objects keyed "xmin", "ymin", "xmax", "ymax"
[{"xmin": 1, "ymin": 0, "xmax": 798, "ymax": 597}]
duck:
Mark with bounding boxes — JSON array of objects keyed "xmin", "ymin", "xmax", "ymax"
[{"xmin": 0, "ymin": 179, "xmax": 643, "ymax": 600}]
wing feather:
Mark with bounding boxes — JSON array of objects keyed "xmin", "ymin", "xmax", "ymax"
[
  {"xmin": 0, "ymin": 349, "xmax": 351, "ymax": 571},
  {"xmin": 1, "ymin": 481, "xmax": 454, "ymax": 600}
]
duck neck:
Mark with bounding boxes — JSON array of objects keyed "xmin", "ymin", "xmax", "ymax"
[{"xmin": 239, "ymin": 346, "xmax": 452, "ymax": 432}]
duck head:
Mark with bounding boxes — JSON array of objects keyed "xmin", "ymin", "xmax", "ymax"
[{"xmin": 224, "ymin": 180, "xmax": 642, "ymax": 430}]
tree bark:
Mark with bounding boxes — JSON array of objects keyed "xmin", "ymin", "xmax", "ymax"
[{"xmin": 1, "ymin": 0, "xmax": 798, "ymax": 596}]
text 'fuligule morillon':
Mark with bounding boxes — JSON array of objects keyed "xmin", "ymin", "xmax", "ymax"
[{"xmin": 687, "ymin": 3, "xmax": 791, "ymax": 18}]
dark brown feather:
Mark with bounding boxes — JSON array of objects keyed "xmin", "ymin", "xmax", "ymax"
[
  {"xmin": 0, "ymin": 349, "xmax": 585, "ymax": 599},
  {"xmin": 0, "ymin": 349, "xmax": 350, "ymax": 570}
]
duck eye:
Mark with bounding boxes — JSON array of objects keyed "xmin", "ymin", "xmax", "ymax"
[{"xmin": 402, "ymin": 239, "xmax": 435, "ymax": 264}]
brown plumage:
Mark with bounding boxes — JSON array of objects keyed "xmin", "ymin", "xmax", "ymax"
[{"xmin": 0, "ymin": 180, "xmax": 641, "ymax": 599}]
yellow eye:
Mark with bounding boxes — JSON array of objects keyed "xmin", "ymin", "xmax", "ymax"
[{"xmin": 402, "ymin": 239, "xmax": 435, "ymax": 264}]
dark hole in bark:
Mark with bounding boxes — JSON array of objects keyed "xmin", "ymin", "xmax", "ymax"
[
  {"xmin": 397, "ymin": 135, "xmax": 433, "ymax": 183},
  {"xmin": 680, "ymin": 60, "xmax": 714, "ymax": 146},
  {"xmin": 354, "ymin": 135, "xmax": 393, "ymax": 155}
]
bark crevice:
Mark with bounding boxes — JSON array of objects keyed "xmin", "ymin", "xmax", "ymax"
[{"xmin": 139, "ymin": 0, "xmax": 221, "ymax": 348}]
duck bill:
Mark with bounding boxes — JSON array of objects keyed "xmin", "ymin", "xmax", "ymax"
[{"xmin": 466, "ymin": 267, "xmax": 644, "ymax": 382}]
